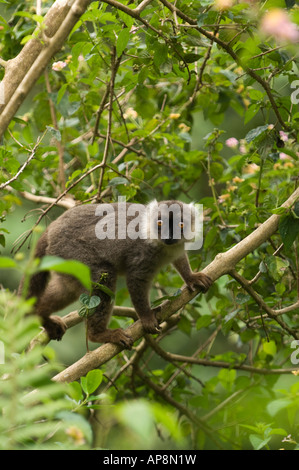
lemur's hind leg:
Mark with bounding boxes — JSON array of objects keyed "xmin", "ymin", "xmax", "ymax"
[
  {"xmin": 87, "ymin": 266, "xmax": 133, "ymax": 349},
  {"xmin": 35, "ymin": 273, "xmax": 81, "ymax": 340}
]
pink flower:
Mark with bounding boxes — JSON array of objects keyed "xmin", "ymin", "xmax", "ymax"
[
  {"xmin": 279, "ymin": 152, "xmax": 290, "ymax": 160},
  {"xmin": 279, "ymin": 131, "xmax": 288, "ymax": 142},
  {"xmin": 260, "ymin": 9, "xmax": 299, "ymax": 43},
  {"xmin": 52, "ymin": 61, "xmax": 67, "ymax": 71},
  {"xmin": 225, "ymin": 137, "xmax": 239, "ymax": 148}
]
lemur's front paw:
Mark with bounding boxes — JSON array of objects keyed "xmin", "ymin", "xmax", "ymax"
[
  {"xmin": 186, "ymin": 272, "xmax": 212, "ymax": 293},
  {"xmin": 43, "ymin": 315, "xmax": 67, "ymax": 341},
  {"xmin": 89, "ymin": 328, "xmax": 133, "ymax": 349},
  {"xmin": 141, "ymin": 314, "xmax": 161, "ymax": 334}
]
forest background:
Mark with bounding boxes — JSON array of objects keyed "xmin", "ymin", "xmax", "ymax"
[{"xmin": 0, "ymin": 0, "xmax": 299, "ymax": 451}]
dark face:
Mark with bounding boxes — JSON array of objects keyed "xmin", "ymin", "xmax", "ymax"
[{"xmin": 157, "ymin": 208, "xmax": 185, "ymax": 245}]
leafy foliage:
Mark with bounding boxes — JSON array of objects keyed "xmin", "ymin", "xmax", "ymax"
[
  {"xmin": 0, "ymin": 290, "xmax": 91, "ymax": 449},
  {"xmin": 0, "ymin": 0, "xmax": 299, "ymax": 451}
]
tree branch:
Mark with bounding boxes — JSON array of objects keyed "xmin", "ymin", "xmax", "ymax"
[
  {"xmin": 0, "ymin": 131, "xmax": 47, "ymax": 190},
  {"xmin": 44, "ymin": 69, "xmax": 65, "ymax": 190},
  {"xmin": 133, "ymin": 363, "xmax": 224, "ymax": 449},
  {"xmin": 146, "ymin": 342, "xmax": 297, "ymax": 375},
  {"xmin": 229, "ymin": 269, "xmax": 298, "ymax": 339},
  {"xmin": 7, "ymin": 188, "xmax": 76, "ymax": 210},
  {"xmin": 0, "ymin": 0, "xmax": 92, "ymax": 139},
  {"xmin": 29, "ymin": 306, "xmax": 137, "ymax": 350},
  {"xmin": 96, "ymin": 47, "xmax": 121, "ymax": 200},
  {"xmin": 11, "ymin": 160, "xmax": 105, "ymax": 253}
]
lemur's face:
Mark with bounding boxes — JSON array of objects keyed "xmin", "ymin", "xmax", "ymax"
[{"xmin": 146, "ymin": 200, "xmax": 197, "ymax": 246}]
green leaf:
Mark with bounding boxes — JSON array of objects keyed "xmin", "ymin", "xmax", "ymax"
[
  {"xmin": 235, "ymin": 293, "xmax": 251, "ymax": 304},
  {"xmin": 0, "ymin": 235, "xmax": 5, "ymax": 248},
  {"xmin": 131, "ymin": 168, "xmax": 144, "ymax": 181},
  {"xmin": 85, "ymin": 369, "xmax": 103, "ymax": 394},
  {"xmin": 222, "ymin": 309, "xmax": 239, "ymax": 335},
  {"xmin": 57, "ymin": 84, "xmax": 68, "ymax": 104},
  {"xmin": 0, "ymin": 257, "xmax": 17, "ymax": 268},
  {"xmin": 95, "ymin": 284, "xmax": 115, "ymax": 299},
  {"xmin": 184, "ymin": 53, "xmax": 201, "ymax": 63},
  {"xmin": 108, "ymin": 177, "xmax": 129, "ymax": 186},
  {"xmin": 118, "ymin": 10, "xmax": 134, "ymax": 29},
  {"xmin": 244, "ymin": 104, "xmax": 259, "ymax": 124},
  {"xmin": 116, "ymin": 28, "xmax": 130, "ymax": 57},
  {"xmin": 259, "ymin": 260, "xmax": 267, "ymax": 273},
  {"xmin": 153, "ymin": 42, "xmax": 168, "ymax": 67},
  {"xmin": 263, "ymin": 340, "xmax": 277, "ymax": 357},
  {"xmin": 293, "ymin": 201, "xmax": 299, "ymax": 218},
  {"xmin": 46, "ymin": 126, "xmax": 61, "ymax": 142},
  {"xmin": 248, "ymin": 89, "xmax": 264, "ymax": 101},
  {"xmin": 68, "ymin": 381, "xmax": 84, "ymax": 402},
  {"xmin": 265, "ymin": 255, "xmax": 289, "ymax": 281},
  {"xmin": 249, "ymin": 434, "xmax": 271, "ymax": 450},
  {"xmin": 267, "ymin": 398, "xmax": 293, "ymax": 417},
  {"xmin": 78, "ymin": 305, "xmax": 88, "ymax": 318},
  {"xmin": 279, "ymin": 214, "xmax": 299, "ymax": 250},
  {"xmin": 14, "ymin": 11, "xmax": 35, "ymax": 19},
  {"xmin": 116, "ymin": 400, "xmax": 155, "ymax": 442},
  {"xmin": 79, "ymin": 293, "xmax": 101, "ymax": 311},
  {"xmin": 79, "ymin": 293, "xmax": 90, "ymax": 306},
  {"xmin": 272, "ymin": 207, "xmax": 287, "ymax": 215},
  {"xmin": 89, "ymin": 296, "xmax": 101, "ymax": 309},
  {"xmin": 196, "ymin": 315, "xmax": 211, "ymax": 330},
  {"xmin": 38, "ymin": 256, "xmax": 91, "ymax": 290},
  {"xmin": 245, "ymin": 125, "xmax": 269, "ymax": 143},
  {"xmin": 269, "ymin": 428, "xmax": 288, "ymax": 437}
]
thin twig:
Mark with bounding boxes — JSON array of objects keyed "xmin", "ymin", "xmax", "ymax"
[
  {"xmin": 12, "ymin": 160, "xmax": 105, "ymax": 253},
  {"xmin": 134, "ymin": 364, "xmax": 224, "ymax": 449},
  {"xmin": 230, "ymin": 269, "xmax": 298, "ymax": 340},
  {"xmin": 97, "ymin": 47, "xmax": 121, "ymax": 200},
  {"xmin": 92, "ymin": 85, "xmax": 110, "ymax": 145},
  {"xmin": 0, "ymin": 131, "xmax": 47, "ymax": 190},
  {"xmin": 44, "ymin": 69, "xmax": 65, "ymax": 189},
  {"xmin": 163, "ymin": 325, "xmax": 221, "ymax": 389}
]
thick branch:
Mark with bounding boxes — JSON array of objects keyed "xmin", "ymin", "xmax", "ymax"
[
  {"xmin": 0, "ymin": 0, "xmax": 75, "ymax": 114},
  {"xmin": 0, "ymin": 0, "xmax": 156, "ymax": 138},
  {"xmin": 9, "ymin": 189, "xmax": 75, "ymax": 210},
  {"xmin": 52, "ymin": 186, "xmax": 299, "ymax": 382},
  {"xmin": 0, "ymin": 0, "xmax": 92, "ymax": 139},
  {"xmin": 29, "ymin": 306, "xmax": 137, "ymax": 350}
]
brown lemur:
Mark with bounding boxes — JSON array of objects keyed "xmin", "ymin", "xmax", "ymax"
[{"xmin": 19, "ymin": 200, "xmax": 212, "ymax": 348}]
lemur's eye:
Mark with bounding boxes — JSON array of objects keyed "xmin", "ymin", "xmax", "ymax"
[
  {"xmin": 157, "ymin": 219, "xmax": 163, "ymax": 227},
  {"xmin": 179, "ymin": 222, "xmax": 184, "ymax": 229}
]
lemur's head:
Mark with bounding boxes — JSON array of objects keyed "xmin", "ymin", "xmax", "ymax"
[{"xmin": 144, "ymin": 200, "xmax": 200, "ymax": 246}]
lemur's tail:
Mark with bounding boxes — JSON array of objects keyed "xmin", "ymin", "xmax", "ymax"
[{"xmin": 18, "ymin": 231, "xmax": 49, "ymax": 299}]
